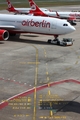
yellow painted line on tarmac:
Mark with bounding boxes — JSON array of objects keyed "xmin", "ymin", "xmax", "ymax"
[
  {"xmin": 27, "ymin": 103, "xmax": 31, "ymax": 105},
  {"xmin": 44, "ymin": 116, "xmax": 47, "ymax": 119},
  {"xmin": 27, "ymin": 62, "xmax": 40, "ymax": 64},
  {"xmin": 45, "ymin": 51, "xmax": 46, "ymax": 55},
  {"xmin": 18, "ymin": 44, "xmax": 39, "ymax": 120},
  {"xmin": 39, "ymin": 95, "xmax": 42, "ymax": 98},
  {"xmin": 33, "ymin": 47, "xmax": 38, "ymax": 120},
  {"xmin": 75, "ymin": 61, "xmax": 78, "ymax": 64},
  {"xmin": 33, "ymin": 87, "xmax": 36, "ymax": 120},
  {"xmin": 39, "ymin": 116, "xmax": 44, "ymax": 119},
  {"xmin": 48, "ymin": 90, "xmax": 51, "ymax": 95},
  {"xmin": 46, "ymin": 72, "xmax": 48, "ymax": 75},
  {"xmin": 44, "ymin": 49, "xmax": 47, "ymax": 57},
  {"xmin": 27, "ymin": 107, "xmax": 31, "ymax": 109},
  {"xmin": 26, "ymin": 114, "xmax": 30, "ymax": 116},
  {"xmin": 47, "ymin": 77, "xmax": 50, "ymax": 81},
  {"xmin": 35, "ymin": 49, "xmax": 38, "ymax": 86},
  {"xmin": 39, "ymin": 99, "xmax": 42, "ymax": 102},
  {"xmin": 27, "ymin": 45, "xmax": 38, "ymax": 120},
  {"xmin": 27, "ymin": 98, "xmax": 31, "ymax": 102},
  {"xmin": 39, "ymin": 96, "xmax": 42, "ymax": 99},
  {"xmin": 50, "ymin": 111, "xmax": 53, "ymax": 117},
  {"xmin": 35, "ymin": 67, "xmax": 38, "ymax": 85},
  {"xmin": 65, "ymin": 67, "xmax": 71, "ymax": 70}
]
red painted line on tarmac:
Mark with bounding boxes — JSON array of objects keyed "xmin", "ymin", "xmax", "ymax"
[
  {"xmin": 50, "ymin": 79, "xmax": 80, "ymax": 86},
  {"xmin": 0, "ymin": 79, "xmax": 80, "ymax": 110},
  {"xmin": 0, "ymin": 88, "xmax": 35, "ymax": 110},
  {"xmin": 0, "ymin": 102, "xmax": 8, "ymax": 110}
]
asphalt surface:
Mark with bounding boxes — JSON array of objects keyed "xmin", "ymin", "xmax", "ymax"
[{"xmin": 0, "ymin": 6, "xmax": 80, "ymax": 120}]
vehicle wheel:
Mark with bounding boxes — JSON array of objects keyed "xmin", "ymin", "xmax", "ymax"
[
  {"xmin": 57, "ymin": 41, "xmax": 60, "ymax": 45},
  {"xmin": 48, "ymin": 39, "xmax": 51, "ymax": 43},
  {"xmin": 63, "ymin": 43, "xmax": 67, "ymax": 46}
]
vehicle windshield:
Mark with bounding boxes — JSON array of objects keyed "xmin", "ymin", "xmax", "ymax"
[{"xmin": 63, "ymin": 38, "xmax": 72, "ymax": 42}]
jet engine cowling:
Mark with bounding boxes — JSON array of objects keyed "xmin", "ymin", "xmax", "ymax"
[{"xmin": 0, "ymin": 29, "xmax": 9, "ymax": 40}]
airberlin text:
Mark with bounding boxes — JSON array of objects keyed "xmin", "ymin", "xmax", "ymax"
[
  {"xmin": 70, "ymin": 13, "xmax": 80, "ymax": 17},
  {"xmin": 22, "ymin": 19, "xmax": 50, "ymax": 28}
]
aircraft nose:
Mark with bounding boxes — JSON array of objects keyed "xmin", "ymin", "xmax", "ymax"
[
  {"xmin": 67, "ymin": 25, "xmax": 76, "ymax": 34},
  {"xmin": 71, "ymin": 26, "xmax": 76, "ymax": 31},
  {"xmin": 65, "ymin": 24, "xmax": 76, "ymax": 34}
]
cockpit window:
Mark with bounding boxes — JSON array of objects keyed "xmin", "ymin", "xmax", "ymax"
[{"xmin": 63, "ymin": 24, "xmax": 68, "ymax": 26}]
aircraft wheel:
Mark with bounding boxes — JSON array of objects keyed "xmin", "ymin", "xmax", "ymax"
[{"xmin": 48, "ymin": 39, "xmax": 51, "ymax": 43}]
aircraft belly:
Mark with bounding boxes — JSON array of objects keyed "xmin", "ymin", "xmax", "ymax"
[
  {"xmin": 20, "ymin": 25, "xmax": 62, "ymax": 35},
  {"xmin": 21, "ymin": 26, "xmax": 51, "ymax": 34},
  {"xmin": 50, "ymin": 26, "xmax": 65, "ymax": 35}
]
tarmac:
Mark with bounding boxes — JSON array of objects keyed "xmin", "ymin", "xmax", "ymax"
[{"xmin": 0, "ymin": 5, "xmax": 80, "ymax": 120}]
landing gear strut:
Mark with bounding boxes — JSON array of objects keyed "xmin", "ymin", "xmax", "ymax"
[
  {"xmin": 53, "ymin": 35, "xmax": 59, "ymax": 41},
  {"xmin": 48, "ymin": 35, "xmax": 60, "ymax": 44}
]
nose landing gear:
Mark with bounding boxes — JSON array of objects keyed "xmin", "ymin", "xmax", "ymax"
[{"xmin": 48, "ymin": 35, "xmax": 59, "ymax": 44}]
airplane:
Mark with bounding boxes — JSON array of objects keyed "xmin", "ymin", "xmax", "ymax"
[
  {"xmin": 28, "ymin": 0, "xmax": 77, "ymax": 25},
  {"xmin": 6, "ymin": 0, "xmax": 49, "ymax": 15},
  {"xmin": 0, "ymin": 14, "xmax": 75, "ymax": 42}
]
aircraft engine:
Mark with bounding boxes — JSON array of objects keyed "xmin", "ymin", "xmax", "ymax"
[{"xmin": 0, "ymin": 29, "xmax": 9, "ymax": 40}]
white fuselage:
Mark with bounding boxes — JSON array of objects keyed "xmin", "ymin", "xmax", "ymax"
[
  {"xmin": 0, "ymin": 14, "xmax": 75, "ymax": 35},
  {"xmin": 57, "ymin": 11, "xmax": 80, "ymax": 19},
  {"xmin": 14, "ymin": 8, "xmax": 49, "ymax": 14},
  {"xmin": 43, "ymin": 11, "xmax": 80, "ymax": 19}
]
